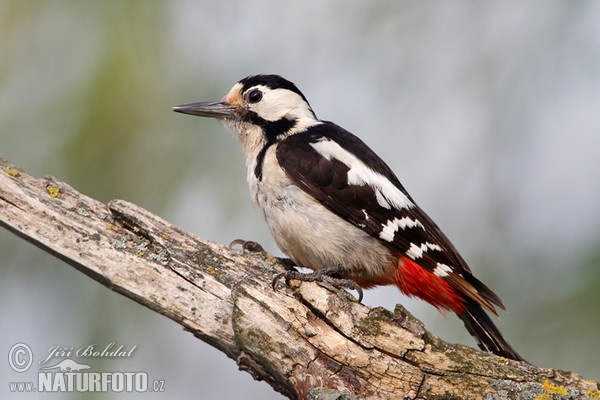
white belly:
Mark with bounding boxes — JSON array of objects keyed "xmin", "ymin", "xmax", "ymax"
[{"xmin": 248, "ymin": 146, "xmax": 394, "ymax": 279}]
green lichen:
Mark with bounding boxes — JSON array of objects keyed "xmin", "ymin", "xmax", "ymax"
[
  {"xmin": 308, "ymin": 387, "xmax": 359, "ymax": 400},
  {"xmin": 147, "ymin": 248, "xmax": 170, "ymax": 265},
  {"xmin": 542, "ymin": 380, "xmax": 568, "ymax": 396},
  {"xmin": 4, "ymin": 167, "xmax": 20, "ymax": 177},
  {"xmin": 75, "ymin": 207, "xmax": 91, "ymax": 217},
  {"xmin": 587, "ymin": 389, "xmax": 600, "ymax": 399},
  {"xmin": 46, "ymin": 185, "xmax": 60, "ymax": 198},
  {"xmin": 135, "ymin": 240, "xmax": 149, "ymax": 258},
  {"xmin": 207, "ymin": 266, "xmax": 218, "ymax": 275}
]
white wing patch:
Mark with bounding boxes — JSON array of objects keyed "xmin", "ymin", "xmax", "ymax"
[
  {"xmin": 375, "ymin": 190, "xmax": 391, "ymax": 209},
  {"xmin": 405, "ymin": 242, "xmax": 442, "ymax": 260},
  {"xmin": 433, "ymin": 263, "xmax": 453, "ymax": 277},
  {"xmin": 310, "ymin": 138, "xmax": 414, "ymax": 211},
  {"xmin": 305, "ymin": 137, "xmax": 455, "ymax": 281},
  {"xmin": 379, "ymin": 217, "xmax": 425, "ymax": 242}
]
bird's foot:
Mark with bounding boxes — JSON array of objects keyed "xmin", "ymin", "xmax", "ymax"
[
  {"xmin": 230, "ymin": 239, "xmax": 298, "ymax": 271},
  {"xmin": 272, "ymin": 265, "xmax": 363, "ymax": 303},
  {"xmin": 275, "ymin": 257, "xmax": 298, "ymax": 271},
  {"xmin": 229, "ymin": 239, "xmax": 265, "ymax": 253}
]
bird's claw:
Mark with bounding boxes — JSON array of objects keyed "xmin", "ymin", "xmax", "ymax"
[
  {"xmin": 272, "ymin": 267, "xmax": 363, "ymax": 303},
  {"xmin": 230, "ymin": 241, "xmax": 363, "ymax": 302},
  {"xmin": 276, "ymin": 257, "xmax": 298, "ymax": 271},
  {"xmin": 229, "ymin": 239, "xmax": 265, "ymax": 252}
]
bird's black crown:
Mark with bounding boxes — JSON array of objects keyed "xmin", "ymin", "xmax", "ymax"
[{"xmin": 239, "ymin": 74, "xmax": 312, "ymax": 107}]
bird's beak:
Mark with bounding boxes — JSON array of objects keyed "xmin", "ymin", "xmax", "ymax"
[{"xmin": 172, "ymin": 101, "xmax": 237, "ymax": 119}]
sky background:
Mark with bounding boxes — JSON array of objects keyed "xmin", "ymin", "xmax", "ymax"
[{"xmin": 1, "ymin": 1, "xmax": 600, "ymax": 399}]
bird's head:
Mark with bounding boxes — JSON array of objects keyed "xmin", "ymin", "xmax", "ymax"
[{"xmin": 174, "ymin": 75, "xmax": 318, "ymax": 150}]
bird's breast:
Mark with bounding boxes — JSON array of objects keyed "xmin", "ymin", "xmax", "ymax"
[{"xmin": 248, "ymin": 146, "xmax": 395, "ymax": 280}]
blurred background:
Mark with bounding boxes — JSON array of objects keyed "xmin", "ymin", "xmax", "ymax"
[{"xmin": 1, "ymin": 1, "xmax": 599, "ymax": 398}]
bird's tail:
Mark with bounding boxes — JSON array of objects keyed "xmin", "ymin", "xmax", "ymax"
[{"xmin": 459, "ymin": 300, "xmax": 524, "ymax": 361}]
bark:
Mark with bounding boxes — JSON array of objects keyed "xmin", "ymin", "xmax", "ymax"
[{"xmin": 0, "ymin": 155, "xmax": 598, "ymax": 400}]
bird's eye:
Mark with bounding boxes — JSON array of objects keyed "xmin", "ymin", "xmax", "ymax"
[{"xmin": 247, "ymin": 89, "xmax": 263, "ymax": 103}]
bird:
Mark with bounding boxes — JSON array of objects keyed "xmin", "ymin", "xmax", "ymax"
[{"xmin": 173, "ymin": 74, "xmax": 524, "ymax": 361}]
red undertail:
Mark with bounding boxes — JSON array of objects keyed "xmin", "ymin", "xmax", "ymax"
[
  {"xmin": 395, "ymin": 256, "xmax": 466, "ymax": 314},
  {"xmin": 394, "ymin": 256, "xmax": 524, "ymax": 361}
]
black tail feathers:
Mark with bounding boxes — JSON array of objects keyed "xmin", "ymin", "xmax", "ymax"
[{"xmin": 459, "ymin": 301, "xmax": 525, "ymax": 361}]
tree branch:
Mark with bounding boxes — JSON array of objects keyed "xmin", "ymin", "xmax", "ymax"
[{"xmin": 1, "ymin": 155, "xmax": 597, "ymax": 400}]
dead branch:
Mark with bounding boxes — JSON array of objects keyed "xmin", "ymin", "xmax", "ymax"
[{"xmin": 0, "ymin": 155, "xmax": 597, "ymax": 400}]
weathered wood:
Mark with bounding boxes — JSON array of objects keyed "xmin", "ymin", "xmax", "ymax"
[{"xmin": 1, "ymin": 155, "xmax": 598, "ymax": 399}]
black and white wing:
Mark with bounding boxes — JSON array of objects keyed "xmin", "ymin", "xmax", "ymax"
[{"xmin": 276, "ymin": 122, "xmax": 504, "ymax": 313}]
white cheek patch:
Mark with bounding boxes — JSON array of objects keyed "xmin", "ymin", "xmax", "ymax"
[
  {"xmin": 250, "ymin": 86, "xmax": 315, "ymax": 122},
  {"xmin": 309, "ymin": 138, "xmax": 414, "ymax": 211},
  {"xmin": 379, "ymin": 217, "xmax": 424, "ymax": 242}
]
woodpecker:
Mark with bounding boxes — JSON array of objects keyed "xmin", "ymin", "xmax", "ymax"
[{"xmin": 173, "ymin": 74, "xmax": 524, "ymax": 361}]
